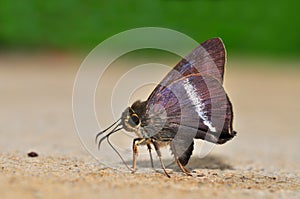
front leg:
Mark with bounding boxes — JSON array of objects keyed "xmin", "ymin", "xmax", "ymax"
[{"xmin": 132, "ymin": 138, "xmax": 145, "ymax": 173}]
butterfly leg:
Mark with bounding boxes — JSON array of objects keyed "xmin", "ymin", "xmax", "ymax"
[
  {"xmin": 152, "ymin": 140, "xmax": 170, "ymax": 178},
  {"xmin": 170, "ymin": 142, "xmax": 192, "ymax": 176},
  {"xmin": 132, "ymin": 138, "xmax": 144, "ymax": 173},
  {"xmin": 146, "ymin": 143, "xmax": 155, "ymax": 169}
]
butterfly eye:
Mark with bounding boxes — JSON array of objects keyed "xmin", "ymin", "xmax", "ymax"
[{"xmin": 128, "ymin": 114, "xmax": 140, "ymax": 127}]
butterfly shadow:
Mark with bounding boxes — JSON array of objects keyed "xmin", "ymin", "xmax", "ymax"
[
  {"xmin": 134, "ymin": 155, "xmax": 233, "ymax": 172},
  {"xmin": 185, "ymin": 155, "xmax": 234, "ymax": 171}
]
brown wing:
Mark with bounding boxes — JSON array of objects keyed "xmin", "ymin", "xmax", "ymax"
[{"xmin": 141, "ymin": 38, "xmax": 234, "ymax": 164}]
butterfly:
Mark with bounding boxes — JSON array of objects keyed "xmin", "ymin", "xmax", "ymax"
[{"xmin": 96, "ymin": 38, "xmax": 237, "ymax": 177}]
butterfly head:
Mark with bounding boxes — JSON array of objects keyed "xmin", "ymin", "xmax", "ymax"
[
  {"xmin": 121, "ymin": 107, "xmax": 141, "ymax": 132},
  {"xmin": 121, "ymin": 100, "xmax": 147, "ymax": 134},
  {"xmin": 96, "ymin": 100, "xmax": 147, "ymax": 149}
]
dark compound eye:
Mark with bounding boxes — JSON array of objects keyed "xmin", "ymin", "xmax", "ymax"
[{"xmin": 128, "ymin": 114, "xmax": 140, "ymax": 127}]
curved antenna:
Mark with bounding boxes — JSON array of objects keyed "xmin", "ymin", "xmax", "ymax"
[
  {"xmin": 96, "ymin": 125, "xmax": 132, "ymax": 171},
  {"xmin": 107, "ymin": 135, "xmax": 133, "ymax": 172},
  {"xmin": 95, "ymin": 118, "xmax": 121, "ymax": 144}
]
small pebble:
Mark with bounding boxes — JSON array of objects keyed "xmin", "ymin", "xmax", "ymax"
[{"xmin": 27, "ymin": 152, "xmax": 39, "ymax": 158}]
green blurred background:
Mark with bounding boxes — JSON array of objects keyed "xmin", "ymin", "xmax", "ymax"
[{"xmin": 0, "ymin": 0, "xmax": 299, "ymax": 58}]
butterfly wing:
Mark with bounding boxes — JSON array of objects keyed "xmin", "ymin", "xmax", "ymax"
[{"xmin": 140, "ymin": 38, "xmax": 235, "ymax": 164}]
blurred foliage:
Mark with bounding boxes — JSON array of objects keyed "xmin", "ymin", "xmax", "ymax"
[{"xmin": 0, "ymin": 0, "xmax": 299, "ymax": 57}]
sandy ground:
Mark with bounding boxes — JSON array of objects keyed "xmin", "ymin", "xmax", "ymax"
[{"xmin": 0, "ymin": 54, "xmax": 300, "ymax": 199}]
